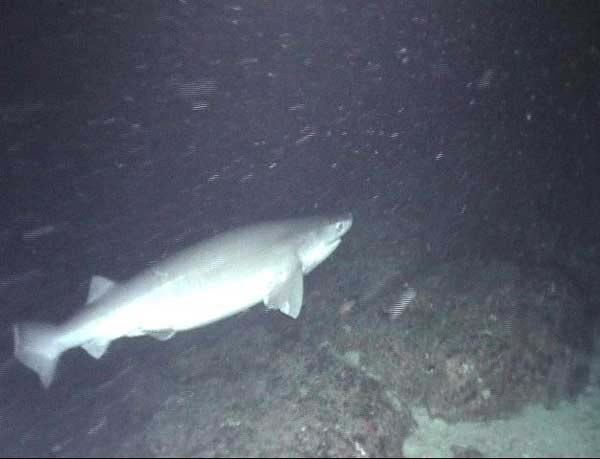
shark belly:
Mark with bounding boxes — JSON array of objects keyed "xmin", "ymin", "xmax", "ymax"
[{"xmin": 134, "ymin": 262, "xmax": 285, "ymax": 333}]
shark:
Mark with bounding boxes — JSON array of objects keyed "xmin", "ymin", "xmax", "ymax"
[{"xmin": 13, "ymin": 213, "xmax": 353, "ymax": 388}]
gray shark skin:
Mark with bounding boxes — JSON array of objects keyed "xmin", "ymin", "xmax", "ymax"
[{"xmin": 13, "ymin": 213, "xmax": 353, "ymax": 388}]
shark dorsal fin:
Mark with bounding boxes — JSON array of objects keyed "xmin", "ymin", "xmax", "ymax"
[{"xmin": 86, "ymin": 275, "xmax": 117, "ymax": 305}]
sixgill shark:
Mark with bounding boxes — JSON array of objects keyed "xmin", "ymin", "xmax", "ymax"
[{"xmin": 13, "ymin": 213, "xmax": 353, "ymax": 388}]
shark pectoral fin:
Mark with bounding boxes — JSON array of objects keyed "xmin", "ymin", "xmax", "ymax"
[
  {"xmin": 147, "ymin": 329, "xmax": 176, "ymax": 341},
  {"xmin": 86, "ymin": 275, "xmax": 117, "ymax": 305},
  {"xmin": 82, "ymin": 339, "xmax": 110, "ymax": 359},
  {"xmin": 266, "ymin": 265, "xmax": 304, "ymax": 319}
]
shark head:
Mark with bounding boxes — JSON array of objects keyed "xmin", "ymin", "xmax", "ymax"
[{"xmin": 296, "ymin": 212, "xmax": 353, "ymax": 274}]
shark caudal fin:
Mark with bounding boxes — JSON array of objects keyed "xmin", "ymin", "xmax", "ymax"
[{"xmin": 13, "ymin": 322, "xmax": 65, "ymax": 388}]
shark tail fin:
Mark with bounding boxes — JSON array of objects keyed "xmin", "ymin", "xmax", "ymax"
[{"xmin": 13, "ymin": 322, "xmax": 64, "ymax": 389}]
